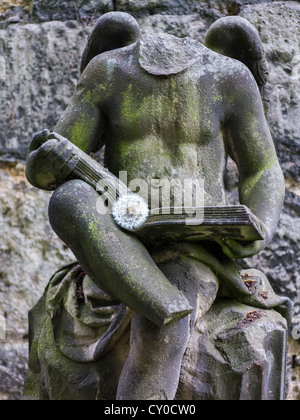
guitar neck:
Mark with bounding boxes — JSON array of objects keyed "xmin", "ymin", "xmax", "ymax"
[{"xmin": 69, "ymin": 145, "xmax": 128, "ymax": 205}]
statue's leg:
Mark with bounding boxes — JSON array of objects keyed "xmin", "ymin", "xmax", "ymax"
[
  {"xmin": 117, "ymin": 311, "xmax": 190, "ymax": 400},
  {"xmin": 48, "ymin": 180, "xmax": 192, "ymax": 328},
  {"xmin": 117, "ymin": 253, "xmax": 219, "ymax": 400}
]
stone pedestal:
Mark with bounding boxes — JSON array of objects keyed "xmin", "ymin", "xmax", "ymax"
[{"xmin": 177, "ymin": 299, "xmax": 288, "ymax": 400}]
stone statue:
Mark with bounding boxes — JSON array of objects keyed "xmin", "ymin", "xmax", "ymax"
[{"xmin": 24, "ymin": 12, "xmax": 292, "ymax": 400}]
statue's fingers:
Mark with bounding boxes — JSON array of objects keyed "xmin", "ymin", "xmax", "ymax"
[
  {"xmin": 29, "ymin": 129, "xmax": 51, "ymax": 152},
  {"xmin": 61, "ymin": 155, "xmax": 80, "ymax": 178},
  {"xmin": 61, "ymin": 142, "xmax": 74, "ymax": 162},
  {"xmin": 215, "ymin": 239, "xmax": 240, "ymax": 259},
  {"xmin": 39, "ymin": 139, "xmax": 58, "ymax": 157},
  {"xmin": 225, "ymin": 239, "xmax": 258, "ymax": 258},
  {"xmin": 48, "ymin": 132, "xmax": 69, "ymax": 143},
  {"xmin": 52, "ymin": 142, "xmax": 75, "ymax": 174},
  {"xmin": 50, "ymin": 139, "xmax": 69, "ymax": 164}
]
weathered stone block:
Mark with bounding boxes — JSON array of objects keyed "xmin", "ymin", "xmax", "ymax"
[
  {"xmin": 114, "ymin": 0, "xmax": 289, "ymax": 16},
  {"xmin": 31, "ymin": 0, "xmax": 113, "ymax": 22},
  {"xmin": 0, "ymin": 21, "xmax": 89, "ymax": 160},
  {"xmin": 177, "ymin": 300, "xmax": 288, "ymax": 400},
  {"xmin": 241, "ymin": 2, "xmax": 300, "ymax": 184},
  {"xmin": 0, "ymin": 0, "xmax": 33, "ymax": 15},
  {"xmin": 0, "ymin": 162, "xmax": 74, "ymax": 399}
]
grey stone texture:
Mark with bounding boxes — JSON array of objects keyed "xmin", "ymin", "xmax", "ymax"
[
  {"xmin": 0, "ymin": 0, "xmax": 299, "ymax": 400},
  {"xmin": 0, "ymin": 20, "xmax": 90, "ymax": 160},
  {"xmin": 239, "ymin": 3, "xmax": 300, "ymax": 315},
  {"xmin": 176, "ymin": 300, "xmax": 288, "ymax": 400},
  {"xmin": 0, "ymin": 162, "xmax": 74, "ymax": 399}
]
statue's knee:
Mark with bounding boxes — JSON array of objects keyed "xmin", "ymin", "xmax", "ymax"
[
  {"xmin": 50, "ymin": 179, "xmax": 82, "ymax": 215},
  {"xmin": 49, "ymin": 180, "xmax": 99, "ymax": 233}
]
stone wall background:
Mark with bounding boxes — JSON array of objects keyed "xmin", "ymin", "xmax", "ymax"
[{"xmin": 0, "ymin": 0, "xmax": 299, "ymax": 400}]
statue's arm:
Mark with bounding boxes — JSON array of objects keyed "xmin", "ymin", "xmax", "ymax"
[
  {"xmin": 221, "ymin": 68, "xmax": 285, "ymax": 258},
  {"xmin": 26, "ymin": 59, "xmax": 106, "ymax": 191},
  {"xmin": 54, "ymin": 67, "xmax": 106, "ymax": 154}
]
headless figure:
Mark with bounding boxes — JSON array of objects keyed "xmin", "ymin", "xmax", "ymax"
[{"xmin": 25, "ymin": 13, "xmax": 285, "ymax": 400}]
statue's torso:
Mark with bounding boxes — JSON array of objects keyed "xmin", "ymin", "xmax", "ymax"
[{"xmin": 95, "ymin": 41, "xmax": 232, "ymax": 206}]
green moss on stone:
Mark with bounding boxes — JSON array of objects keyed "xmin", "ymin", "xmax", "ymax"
[{"xmin": 70, "ymin": 115, "xmax": 96, "ymax": 152}]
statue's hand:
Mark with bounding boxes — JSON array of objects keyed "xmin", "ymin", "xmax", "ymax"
[
  {"xmin": 26, "ymin": 130, "xmax": 78, "ymax": 191},
  {"xmin": 216, "ymin": 238, "xmax": 268, "ymax": 259},
  {"xmin": 216, "ymin": 218, "xmax": 271, "ymax": 259}
]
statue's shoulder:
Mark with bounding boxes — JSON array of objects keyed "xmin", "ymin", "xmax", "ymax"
[
  {"xmin": 83, "ymin": 42, "xmax": 139, "ymax": 75},
  {"xmin": 203, "ymin": 46, "xmax": 258, "ymax": 93}
]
